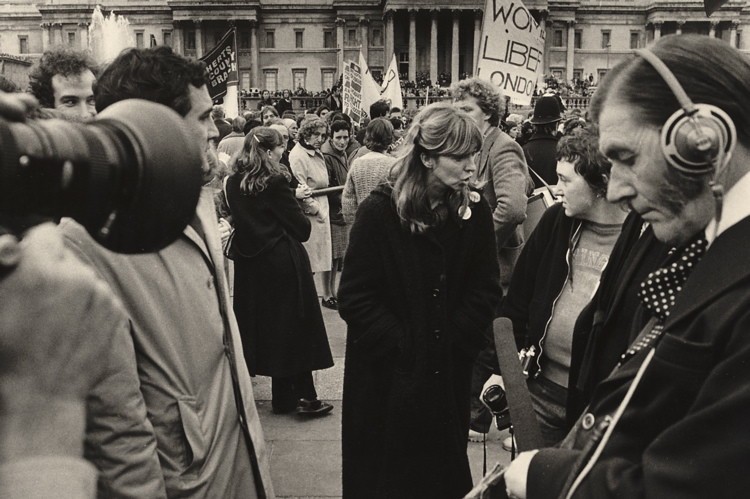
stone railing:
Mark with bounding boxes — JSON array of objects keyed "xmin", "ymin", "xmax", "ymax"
[{"xmin": 238, "ymin": 94, "xmax": 591, "ymax": 115}]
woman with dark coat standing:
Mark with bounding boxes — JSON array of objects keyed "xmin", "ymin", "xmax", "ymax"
[
  {"xmin": 226, "ymin": 127, "xmax": 334, "ymax": 417},
  {"xmin": 338, "ymin": 103, "xmax": 502, "ymax": 499}
]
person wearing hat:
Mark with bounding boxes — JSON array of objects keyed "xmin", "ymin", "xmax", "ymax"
[
  {"xmin": 504, "ymin": 113, "xmax": 524, "ymax": 141},
  {"xmin": 523, "ymin": 95, "xmax": 563, "ymax": 187}
]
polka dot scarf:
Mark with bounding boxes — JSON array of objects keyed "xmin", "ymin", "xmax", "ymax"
[
  {"xmin": 618, "ymin": 237, "xmax": 708, "ymax": 365},
  {"xmin": 637, "ymin": 237, "xmax": 708, "ymax": 321}
]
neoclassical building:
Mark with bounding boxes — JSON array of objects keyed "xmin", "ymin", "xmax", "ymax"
[{"xmin": 0, "ymin": 0, "xmax": 746, "ymax": 92}]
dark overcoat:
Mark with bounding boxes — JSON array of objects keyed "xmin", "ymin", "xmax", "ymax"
[
  {"xmin": 338, "ymin": 185, "xmax": 501, "ymax": 499},
  {"xmin": 523, "ymin": 132, "xmax": 559, "ymax": 187},
  {"xmin": 226, "ymin": 173, "xmax": 333, "ymax": 377},
  {"xmin": 520, "ymin": 215, "xmax": 750, "ymax": 498}
]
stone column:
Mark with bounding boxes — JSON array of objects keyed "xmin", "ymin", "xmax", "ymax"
[
  {"xmin": 384, "ymin": 10, "xmax": 394, "ymax": 63},
  {"xmin": 430, "ymin": 10, "xmax": 438, "ymax": 85},
  {"xmin": 653, "ymin": 21, "xmax": 662, "ymax": 41},
  {"xmin": 709, "ymin": 20, "xmax": 719, "ymax": 38},
  {"xmin": 336, "ymin": 18, "xmax": 345, "ymax": 77},
  {"xmin": 359, "ymin": 18, "xmax": 369, "ymax": 61},
  {"xmin": 730, "ymin": 20, "xmax": 739, "ymax": 48},
  {"xmin": 540, "ymin": 10, "xmax": 549, "ymax": 74},
  {"xmin": 473, "ymin": 10, "xmax": 482, "ymax": 75},
  {"xmin": 41, "ymin": 23, "xmax": 51, "ymax": 51},
  {"xmin": 173, "ymin": 21, "xmax": 183, "ymax": 54},
  {"xmin": 409, "ymin": 9, "xmax": 417, "ymax": 82},
  {"xmin": 250, "ymin": 20, "xmax": 259, "ymax": 87},
  {"xmin": 566, "ymin": 20, "xmax": 575, "ymax": 82},
  {"xmin": 676, "ymin": 20, "xmax": 685, "ymax": 35},
  {"xmin": 451, "ymin": 10, "xmax": 460, "ymax": 83},
  {"xmin": 194, "ymin": 19, "xmax": 203, "ymax": 58}
]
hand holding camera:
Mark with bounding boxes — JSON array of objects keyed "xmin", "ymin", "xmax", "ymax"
[{"xmin": 481, "ymin": 374, "xmax": 511, "ymax": 431}]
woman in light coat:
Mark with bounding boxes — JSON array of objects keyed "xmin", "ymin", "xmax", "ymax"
[{"xmin": 289, "ymin": 117, "xmax": 332, "ymax": 274}]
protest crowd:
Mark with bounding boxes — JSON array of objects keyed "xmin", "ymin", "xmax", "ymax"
[{"xmin": 1, "ymin": 0, "xmax": 750, "ymax": 496}]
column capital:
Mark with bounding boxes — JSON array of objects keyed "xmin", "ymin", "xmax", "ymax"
[
  {"xmin": 652, "ymin": 21, "xmax": 663, "ymax": 28},
  {"xmin": 193, "ymin": 19, "xmax": 203, "ymax": 26},
  {"xmin": 40, "ymin": 22, "xmax": 51, "ymax": 29},
  {"xmin": 358, "ymin": 17, "xmax": 370, "ymax": 26},
  {"xmin": 335, "ymin": 17, "xmax": 346, "ymax": 27},
  {"xmin": 709, "ymin": 19, "xmax": 721, "ymax": 27},
  {"xmin": 227, "ymin": 19, "xmax": 236, "ymax": 28},
  {"xmin": 77, "ymin": 21, "xmax": 90, "ymax": 28},
  {"xmin": 408, "ymin": 8, "xmax": 419, "ymax": 15},
  {"xmin": 248, "ymin": 19, "xmax": 258, "ymax": 29},
  {"xmin": 731, "ymin": 20, "xmax": 741, "ymax": 28},
  {"xmin": 676, "ymin": 19, "xmax": 686, "ymax": 26},
  {"xmin": 566, "ymin": 19, "xmax": 576, "ymax": 28}
]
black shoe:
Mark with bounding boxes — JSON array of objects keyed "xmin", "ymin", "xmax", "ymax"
[
  {"xmin": 296, "ymin": 399, "xmax": 333, "ymax": 417},
  {"xmin": 321, "ymin": 297, "xmax": 338, "ymax": 310}
]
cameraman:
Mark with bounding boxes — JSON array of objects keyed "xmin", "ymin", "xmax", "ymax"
[{"xmin": 0, "ymin": 92, "xmax": 163, "ymax": 498}]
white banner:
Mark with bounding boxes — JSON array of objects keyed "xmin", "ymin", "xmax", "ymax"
[
  {"xmin": 342, "ymin": 51, "xmax": 382, "ymax": 126},
  {"xmin": 380, "ymin": 54, "xmax": 404, "ymax": 111},
  {"xmin": 476, "ymin": 0, "xmax": 545, "ymax": 105}
]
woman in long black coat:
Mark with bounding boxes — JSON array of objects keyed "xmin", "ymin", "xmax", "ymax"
[
  {"xmin": 226, "ymin": 127, "xmax": 334, "ymax": 416},
  {"xmin": 338, "ymin": 103, "xmax": 502, "ymax": 498}
]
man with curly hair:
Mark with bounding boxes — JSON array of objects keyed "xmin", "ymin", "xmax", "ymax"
[
  {"xmin": 452, "ymin": 76, "xmax": 534, "ymax": 441},
  {"xmin": 27, "ymin": 47, "xmax": 98, "ymax": 121}
]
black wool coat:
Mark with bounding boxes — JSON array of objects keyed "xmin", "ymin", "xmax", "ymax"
[
  {"xmin": 523, "ymin": 132, "xmax": 559, "ymax": 187},
  {"xmin": 522, "ymin": 215, "xmax": 750, "ymax": 499},
  {"xmin": 226, "ymin": 173, "xmax": 333, "ymax": 377},
  {"xmin": 338, "ymin": 185, "xmax": 502, "ymax": 499}
]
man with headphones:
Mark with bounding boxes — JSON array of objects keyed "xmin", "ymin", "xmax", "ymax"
[{"xmin": 497, "ymin": 34, "xmax": 750, "ymax": 499}]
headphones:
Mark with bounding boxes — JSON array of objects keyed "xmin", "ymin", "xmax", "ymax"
[{"xmin": 636, "ymin": 48, "xmax": 737, "ymax": 176}]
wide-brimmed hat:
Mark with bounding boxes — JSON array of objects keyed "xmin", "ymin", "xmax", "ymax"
[{"xmin": 530, "ymin": 95, "xmax": 562, "ymax": 125}]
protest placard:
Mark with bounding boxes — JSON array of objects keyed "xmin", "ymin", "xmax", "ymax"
[
  {"xmin": 342, "ymin": 52, "xmax": 381, "ymax": 126},
  {"xmin": 476, "ymin": 0, "xmax": 545, "ymax": 105}
]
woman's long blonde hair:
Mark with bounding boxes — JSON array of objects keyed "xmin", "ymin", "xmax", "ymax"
[
  {"xmin": 390, "ymin": 102, "xmax": 482, "ymax": 233},
  {"xmin": 232, "ymin": 126, "xmax": 289, "ymax": 195}
]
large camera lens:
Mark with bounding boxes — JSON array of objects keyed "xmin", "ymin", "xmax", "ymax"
[{"xmin": 0, "ymin": 99, "xmax": 203, "ymax": 253}]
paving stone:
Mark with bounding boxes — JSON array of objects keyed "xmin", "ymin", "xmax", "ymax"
[{"xmin": 268, "ymin": 440, "xmax": 342, "ymax": 497}]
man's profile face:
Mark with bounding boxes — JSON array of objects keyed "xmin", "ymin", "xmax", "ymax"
[
  {"xmin": 184, "ymin": 84, "xmax": 219, "ymax": 175},
  {"xmin": 52, "ymin": 69, "xmax": 96, "ymax": 121}
]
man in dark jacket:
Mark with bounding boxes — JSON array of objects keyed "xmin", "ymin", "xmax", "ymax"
[
  {"xmin": 501, "ymin": 36, "xmax": 750, "ymax": 499},
  {"xmin": 523, "ymin": 95, "xmax": 562, "ymax": 187},
  {"xmin": 452, "ymin": 77, "xmax": 532, "ymax": 438}
]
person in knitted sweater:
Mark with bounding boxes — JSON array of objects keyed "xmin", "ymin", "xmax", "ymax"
[{"xmin": 341, "ymin": 118, "xmax": 396, "ymax": 224}]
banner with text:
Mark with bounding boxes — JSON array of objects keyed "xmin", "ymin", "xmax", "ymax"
[
  {"xmin": 476, "ymin": 0, "xmax": 545, "ymax": 105},
  {"xmin": 342, "ymin": 52, "xmax": 381, "ymax": 126},
  {"xmin": 200, "ymin": 28, "xmax": 238, "ymax": 100}
]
